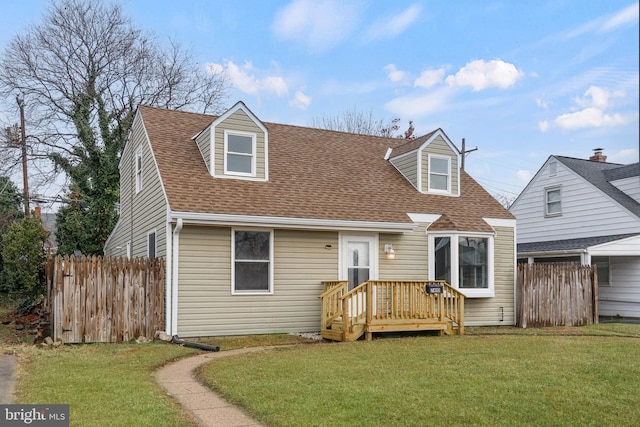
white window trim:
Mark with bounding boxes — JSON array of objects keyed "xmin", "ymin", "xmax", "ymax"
[
  {"xmin": 428, "ymin": 154, "xmax": 451, "ymax": 194},
  {"xmin": 428, "ymin": 231, "xmax": 495, "ymax": 298},
  {"xmin": 135, "ymin": 147, "xmax": 143, "ymax": 193},
  {"xmin": 544, "ymin": 185, "xmax": 562, "ymax": 217},
  {"xmin": 231, "ymin": 228, "xmax": 274, "ymax": 295},
  {"xmin": 147, "ymin": 229, "xmax": 157, "ymax": 259},
  {"xmin": 224, "ymin": 130, "xmax": 257, "ymax": 177},
  {"xmin": 126, "ymin": 241, "xmax": 131, "ymax": 259}
]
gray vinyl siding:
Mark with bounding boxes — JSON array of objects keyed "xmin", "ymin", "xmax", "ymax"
[
  {"xmin": 598, "ymin": 256, "xmax": 640, "ymax": 317},
  {"xmin": 421, "ymin": 135, "xmax": 459, "ymax": 195},
  {"xmin": 379, "ymin": 224, "xmax": 428, "ymax": 279},
  {"xmin": 195, "ymin": 128, "xmax": 211, "ymax": 171},
  {"xmin": 104, "ymin": 115, "xmax": 168, "ymax": 258},
  {"xmin": 510, "ymin": 159, "xmax": 640, "ymax": 243},
  {"xmin": 176, "ymin": 226, "xmax": 338, "ymax": 337},
  {"xmin": 389, "ymin": 152, "xmax": 418, "ymax": 188},
  {"xmin": 213, "ymin": 109, "xmax": 266, "ymax": 179},
  {"xmin": 464, "ymin": 225, "xmax": 515, "ymax": 326}
]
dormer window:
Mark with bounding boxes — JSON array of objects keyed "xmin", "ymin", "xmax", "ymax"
[
  {"xmin": 225, "ymin": 130, "xmax": 256, "ymax": 176},
  {"xmin": 429, "ymin": 155, "xmax": 451, "ymax": 192}
]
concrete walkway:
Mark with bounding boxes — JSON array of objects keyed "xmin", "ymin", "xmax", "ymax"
[
  {"xmin": 0, "ymin": 354, "xmax": 16, "ymax": 404},
  {"xmin": 155, "ymin": 346, "xmax": 287, "ymax": 427}
]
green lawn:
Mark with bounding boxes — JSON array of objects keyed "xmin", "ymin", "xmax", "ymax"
[
  {"xmin": 199, "ymin": 327, "xmax": 640, "ymax": 427},
  {"xmin": 11, "ymin": 343, "xmax": 200, "ymax": 427}
]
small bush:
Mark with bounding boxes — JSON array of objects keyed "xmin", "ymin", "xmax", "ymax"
[{"xmin": 0, "ymin": 215, "xmax": 48, "ymax": 303}]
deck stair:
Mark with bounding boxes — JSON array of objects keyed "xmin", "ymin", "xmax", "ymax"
[{"xmin": 319, "ymin": 280, "xmax": 465, "ymax": 342}]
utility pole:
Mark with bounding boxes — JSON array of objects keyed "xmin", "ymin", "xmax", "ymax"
[
  {"xmin": 16, "ymin": 96, "xmax": 30, "ymax": 217},
  {"xmin": 460, "ymin": 138, "xmax": 478, "ymax": 170}
]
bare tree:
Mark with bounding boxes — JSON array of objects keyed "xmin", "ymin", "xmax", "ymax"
[
  {"xmin": 311, "ymin": 107, "xmax": 402, "ymax": 137},
  {"xmin": 0, "ymin": 0, "xmax": 228, "ymax": 254}
]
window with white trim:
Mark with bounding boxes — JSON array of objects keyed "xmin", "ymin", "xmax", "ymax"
[
  {"xmin": 429, "ymin": 155, "xmax": 450, "ymax": 192},
  {"xmin": 147, "ymin": 231, "xmax": 156, "ymax": 259},
  {"xmin": 225, "ymin": 131, "xmax": 256, "ymax": 176},
  {"xmin": 429, "ymin": 233, "xmax": 494, "ymax": 297},
  {"xmin": 232, "ymin": 230, "xmax": 272, "ymax": 294},
  {"xmin": 545, "ymin": 186, "xmax": 562, "ymax": 216},
  {"xmin": 135, "ymin": 148, "xmax": 143, "ymax": 193}
]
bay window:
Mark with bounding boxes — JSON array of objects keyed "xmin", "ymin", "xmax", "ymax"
[{"xmin": 429, "ymin": 233, "xmax": 494, "ymax": 297}]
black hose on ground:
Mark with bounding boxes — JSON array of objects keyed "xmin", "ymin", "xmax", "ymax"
[{"xmin": 172, "ymin": 335, "xmax": 220, "ymax": 352}]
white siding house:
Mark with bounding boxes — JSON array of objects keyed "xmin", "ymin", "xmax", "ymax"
[{"xmin": 510, "ymin": 152, "xmax": 640, "ymax": 318}]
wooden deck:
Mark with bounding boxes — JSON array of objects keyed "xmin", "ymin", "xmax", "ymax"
[{"xmin": 319, "ymin": 280, "xmax": 465, "ymax": 342}]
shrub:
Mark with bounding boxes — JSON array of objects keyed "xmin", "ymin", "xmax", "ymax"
[{"xmin": 0, "ymin": 215, "xmax": 48, "ymax": 302}]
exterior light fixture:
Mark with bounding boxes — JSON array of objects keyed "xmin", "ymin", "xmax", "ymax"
[{"xmin": 384, "ymin": 244, "xmax": 395, "ymax": 259}]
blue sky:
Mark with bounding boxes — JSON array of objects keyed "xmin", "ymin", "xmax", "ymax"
[{"xmin": 1, "ymin": 0, "xmax": 638, "ymax": 202}]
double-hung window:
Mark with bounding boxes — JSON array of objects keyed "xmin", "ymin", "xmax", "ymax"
[
  {"xmin": 225, "ymin": 131, "xmax": 256, "ymax": 176},
  {"xmin": 429, "ymin": 155, "xmax": 450, "ymax": 192},
  {"xmin": 233, "ymin": 230, "xmax": 273, "ymax": 294},
  {"xmin": 545, "ymin": 186, "xmax": 562, "ymax": 216},
  {"xmin": 430, "ymin": 233, "xmax": 494, "ymax": 297}
]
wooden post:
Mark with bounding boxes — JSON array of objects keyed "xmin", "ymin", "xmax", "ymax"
[{"xmin": 365, "ymin": 282, "xmax": 373, "ymax": 341}]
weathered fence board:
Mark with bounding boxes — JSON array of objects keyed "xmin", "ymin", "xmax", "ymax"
[
  {"xmin": 516, "ymin": 263, "xmax": 598, "ymax": 328},
  {"xmin": 46, "ymin": 255, "xmax": 164, "ymax": 343}
]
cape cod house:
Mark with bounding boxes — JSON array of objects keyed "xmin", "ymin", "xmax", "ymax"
[
  {"xmin": 104, "ymin": 102, "xmax": 516, "ymax": 339},
  {"xmin": 509, "ymin": 151, "xmax": 640, "ymax": 318}
]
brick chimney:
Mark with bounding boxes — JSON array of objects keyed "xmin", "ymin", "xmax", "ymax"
[
  {"xmin": 589, "ymin": 148, "xmax": 607, "ymax": 162},
  {"xmin": 34, "ymin": 205, "xmax": 41, "ymax": 219}
]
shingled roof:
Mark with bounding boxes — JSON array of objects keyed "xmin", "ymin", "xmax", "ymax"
[
  {"xmin": 138, "ymin": 105, "xmax": 512, "ymax": 231},
  {"xmin": 555, "ymin": 156, "xmax": 640, "ymax": 218}
]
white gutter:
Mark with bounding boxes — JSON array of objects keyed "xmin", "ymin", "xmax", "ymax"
[
  {"xmin": 169, "ymin": 211, "xmax": 416, "ymax": 233},
  {"xmin": 170, "ymin": 218, "xmax": 183, "ymax": 336}
]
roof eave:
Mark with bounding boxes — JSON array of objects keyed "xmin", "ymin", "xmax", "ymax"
[{"xmin": 169, "ymin": 211, "xmax": 417, "ymax": 233}]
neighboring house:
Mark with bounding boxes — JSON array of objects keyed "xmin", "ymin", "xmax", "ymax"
[
  {"xmin": 509, "ymin": 150, "xmax": 640, "ymax": 318},
  {"xmin": 104, "ymin": 101, "xmax": 516, "ymax": 337}
]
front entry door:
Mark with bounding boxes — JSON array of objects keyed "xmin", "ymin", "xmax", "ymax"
[{"xmin": 341, "ymin": 235, "xmax": 377, "ymax": 291}]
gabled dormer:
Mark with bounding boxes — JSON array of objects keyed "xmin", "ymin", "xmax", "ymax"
[
  {"xmin": 193, "ymin": 101, "xmax": 268, "ymax": 181},
  {"xmin": 387, "ymin": 129, "xmax": 460, "ymax": 196}
]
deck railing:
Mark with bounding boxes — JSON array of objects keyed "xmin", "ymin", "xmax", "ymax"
[{"xmin": 320, "ymin": 280, "xmax": 465, "ymax": 340}]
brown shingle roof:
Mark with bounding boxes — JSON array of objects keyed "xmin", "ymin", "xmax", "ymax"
[{"xmin": 139, "ymin": 105, "xmax": 513, "ymax": 231}]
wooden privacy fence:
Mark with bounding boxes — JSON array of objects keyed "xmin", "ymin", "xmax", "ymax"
[
  {"xmin": 517, "ymin": 263, "xmax": 598, "ymax": 328},
  {"xmin": 45, "ymin": 255, "xmax": 164, "ymax": 343}
]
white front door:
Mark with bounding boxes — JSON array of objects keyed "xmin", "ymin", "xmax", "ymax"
[{"xmin": 341, "ymin": 234, "xmax": 377, "ymax": 291}]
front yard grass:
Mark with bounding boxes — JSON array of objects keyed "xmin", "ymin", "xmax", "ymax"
[
  {"xmin": 199, "ymin": 327, "xmax": 640, "ymax": 427},
  {"xmin": 11, "ymin": 343, "xmax": 200, "ymax": 426}
]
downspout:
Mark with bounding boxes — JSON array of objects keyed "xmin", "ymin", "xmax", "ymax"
[
  {"xmin": 171, "ymin": 218, "xmax": 183, "ymax": 336},
  {"xmin": 164, "ymin": 218, "xmax": 173, "ymax": 335}
]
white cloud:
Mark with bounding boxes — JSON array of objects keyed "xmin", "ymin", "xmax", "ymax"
[
  {"xmin": 538, "ymin": 121, "xmax": 549, "ymax": 132},
  {"xmin": 575, "ymin": 85, "xmax": 625, "ymax": 109},
  {"xmin": 365, "ymin": 4, "xmax": 422, "ymax": 40},
  {"xmin": 600, "ymin": 2, "xmax": 639, "ymax": 33},
  {"xmin": 414, "ymin": 68, "xmax": 446, "ymax": 89},
  {"xmin": 384, "ymin": 64, "xmax": 409, "ymax": 84},
  {"xmin": 445, "ymin": 59, "xmax": 524, "ymax": 91},
  {"xmin": 289, "ymin": 91, "xmax": 312, "ymax": 110},
  {"xmin": 535, "ymin": 98, "xmax": 548, "ymax": 109},
  {"xmin": 516, "ymin": 170, "xmax": 533, "ymax": 184},
  {"xmin": 554, "ymin": 107, "xmax": 630, "ymax": 130},
  {"xmin": 272, "ymin": 0, "xmax": 360, "ymax": 51},
  {"xmin": 607, "ymin": 148, "xmax": 639, "ymax": 164},
  {"xmin": 209, "ymin": 60, "xmax": 288, "ymax": 97},
  {"xmin": 551, "ymin": 85, "xmax": 632, "ymax": 130}
]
